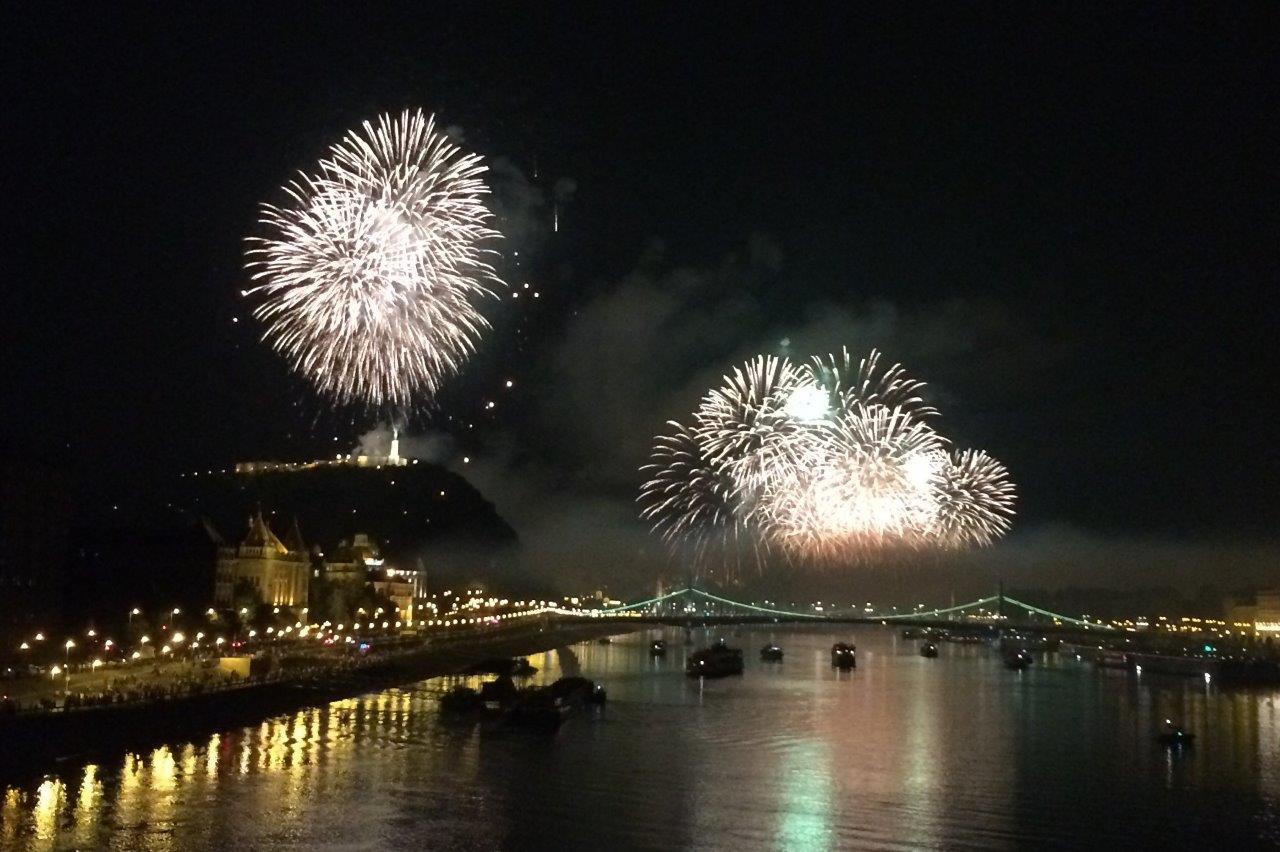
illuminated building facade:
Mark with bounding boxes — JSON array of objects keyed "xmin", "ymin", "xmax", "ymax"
[
  {"xmin": 321, "ymin": 533, "xmax": 423, "ymax": 623},
  {"xmin": 214, "ymin": 510, "xmax": 310, "ymax": 608},
  {"xmin": 234, "ymin": 433, "xmax": 407, "ymax": 475},
  {"xmin": 1228, "ymin": 590, "xmax": 1280, "ymax": 635}
]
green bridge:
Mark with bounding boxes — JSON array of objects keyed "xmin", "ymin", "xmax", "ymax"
[{"xmin": 573, "ymin": 587, "xmax": 1116, "ymax": 633}]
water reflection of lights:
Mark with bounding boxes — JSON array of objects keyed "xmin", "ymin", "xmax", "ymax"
[
  {"xmin": 2, "ymin": 788, "xmax": 23, "ymax": 848},
  {"xmin": 775, "ymin": 741, "xmax": 834, "ymax": 849},
  {"xmin": 33, "ymin": 777, "xmax": 65, "ymax": 842},
  {"xmin": 70, "ymin": 764, "xmax": 101, "ymax": 847}
]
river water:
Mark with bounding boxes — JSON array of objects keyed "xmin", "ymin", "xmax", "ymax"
[{"xmin": 3, "ymin": 625, "xmax": 1279, "ymax": 850}]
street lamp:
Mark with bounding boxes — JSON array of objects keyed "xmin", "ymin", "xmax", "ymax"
[{"xmin": 63, "ymin": 639, "xmax": 75, "ymax": 691}]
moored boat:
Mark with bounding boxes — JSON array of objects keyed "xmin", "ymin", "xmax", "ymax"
[
  {"xmin": 506, "ymin": 677, "xmax": 604, "ymax": 731},
  {"xmin": 1004, "ymin": 649, "xmax": 1034, "ymax": 670},
  {"xmin": 1157, "ymin": 719, "xmax": 1195, "ymax": 747},
  {"xmin": 465, "ymin": 657, "xmax": 538, "ymax": 677},
  {"xmin": 1095, "ymin": 650, "xmax": 1133, "ymax": 670},
  {"xmin": 944, "ymin": 633, "xmax": 987, "ymax": 644},
  {"xmin": 686, "ymin": 644, "xmax": 745, "ymax": 678},
  {"xmin": 439, "ymin": 685, "xmax": 484, "ymax": 715}
]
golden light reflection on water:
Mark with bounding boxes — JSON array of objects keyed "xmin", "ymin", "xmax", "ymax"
[
  {"xmin": 67, "ymin": 764, "xmax": 101, "ymax": 849},
  {"xmin": 31, "ymin": 777, "xmax": 63, "ymax": 848},
  {"xmin": 2, "ymin": 788, "xmax": 23, "ymax": 848}
]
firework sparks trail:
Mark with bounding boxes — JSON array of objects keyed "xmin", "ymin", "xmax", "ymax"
[
  {"xmin": 639, "ymin": 422, "xmax": 737, "ymax": 546},
  {"xmin": 693, "ymin": 355, "xmax": 820, "ymax": 500},
  {"xmin": 640, "ymin": 349, "xmax": 1017, "ymax": 573},
  {"xmin": 245, "ymin": 109, "xmax": 502, "ymax": 411},
  {"xmin": 639, "ymin": 421, "xmax": 776, "ymax": 583},
  {"xmin": 930, "ymin": 449, "xmax": 1018, "ymax": 548},
  {"xmin": 804, "ymin": 347, "xmax": 939, "ymax": 421}
]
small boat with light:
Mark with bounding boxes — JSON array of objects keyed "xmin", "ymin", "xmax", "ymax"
[
  {"xmin": 760, "ymin": 643, "xmax": 784, "ymax": 662},
  {"xmin": 686, "ymin": 643, "xmax": 745, "ymax": 678},
  {"xmin": 1156, "ymin": 719, "xmax": 1195, "ymax": 747},
  {"xmin": 1004, "ymin": 649, "xmax": 1034, "ymax": 670},
  {"xmin": 650, "ymin": 640, "xmax": 667, "ymax": 657},
  {"xmin": 1095, "ymin": 650, "xmax": 1132, "ymax": 669},
  {"xmin": 920, "ymin": 642, "xmax": 939, "ymax": 658},
  {"xmin": 831, "ymin": 643, "xmax": 857, "ymax": 669}
]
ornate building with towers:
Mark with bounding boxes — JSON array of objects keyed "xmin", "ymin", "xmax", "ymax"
[{"xmin": 214, "ymin": 509, "xmax": 311, "ymax": 608}]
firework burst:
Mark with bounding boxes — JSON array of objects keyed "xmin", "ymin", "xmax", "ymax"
[
  {"xmin": 245, "ymin": 109, "xmax": 502, "ymax": 411},
  {"xmin": 762, "ymin": 404, "xmax": 945, "ymax": 564},
  {"xmin": 693, "ymin": 355, "xmax": 818, "ymax": 499},
  {"xmin": 640, "ymin": 348, "xmax": 1016, "ymax": 573},
  {"xmin": 804, "ymin": 347, "xmax": 938, "ymax": 421},
  {"xmin": 638, "ymin": 421, "xmax": 761, "ymax": 582},
  {"xmin": 930, "ymin": 449, "xmax": 1017, "ymax": 548}
]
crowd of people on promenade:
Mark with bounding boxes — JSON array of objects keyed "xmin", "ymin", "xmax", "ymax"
[
  {"xmin": 1, "ymin": 644, "xmax": 408, "ymax": 717},
  {"xmin": 1, "ymin": 667, "xmax": 252, "ymax": 716},
  {"xmin": 0, "ymin": 619, "xmax": 554, "ymax": 720}
]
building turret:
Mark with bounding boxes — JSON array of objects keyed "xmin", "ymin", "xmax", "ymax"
[{"xmin": 283, "ymin": 517, "xmax": 306, "ymax": 554}]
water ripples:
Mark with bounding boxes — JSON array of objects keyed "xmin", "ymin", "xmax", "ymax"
[{"xmin": 2, "ymin": 627, "xmax": 1279, "ymax": 849}]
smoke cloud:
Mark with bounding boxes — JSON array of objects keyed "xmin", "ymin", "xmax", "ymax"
[{"xmin": 352, "ymin": 423, "xmax": 455, "ymax": 464}]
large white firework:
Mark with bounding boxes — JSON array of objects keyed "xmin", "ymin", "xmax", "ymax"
[
  {"xmin": 764, "ymin": 404, "xmax": 947, "ymax": 563},
  {"xmin": 804, "ymin": 347, "xmax": 938, "ymax": 421},
  {"xmin": 244, "ymin": 109, "xmax": 501, "ymax": 410},
  {"xmin": 930, "ymin": 449, "xmax": 1017, "ymax": 548},
  {"xmin": 693, "ymin": 355, "xmax": 819, "ymax": 499},
  {"xmin": 638, "ymin": 421, "xmax": 761, "ymax": 581},
  {"xmin": 639, "ymin": 422, "xmax": 736, "ymax": 546},
  {"xmin": 639, "ymin": 348, "xmax": 1016, "ymax": 572}
]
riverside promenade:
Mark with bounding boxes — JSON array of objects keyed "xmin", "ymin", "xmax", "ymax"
[{"xmin": 0, "ymin": 616, "xmax": 634, "ymax": 774}]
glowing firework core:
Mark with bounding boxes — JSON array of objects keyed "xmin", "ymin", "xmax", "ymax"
[{"xmin": 784, "ymin": 385, "xmax": 830, "ymax": 422}]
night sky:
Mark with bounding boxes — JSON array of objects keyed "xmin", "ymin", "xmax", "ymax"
[{"xmin": 5, "ymin": 5, "xmax": 1277, "ymax": 594}]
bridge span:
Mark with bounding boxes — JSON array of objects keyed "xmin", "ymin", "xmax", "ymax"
[{"xmin": 562, "ymin": 587, "xmax": 1118, "ymax": 636}]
